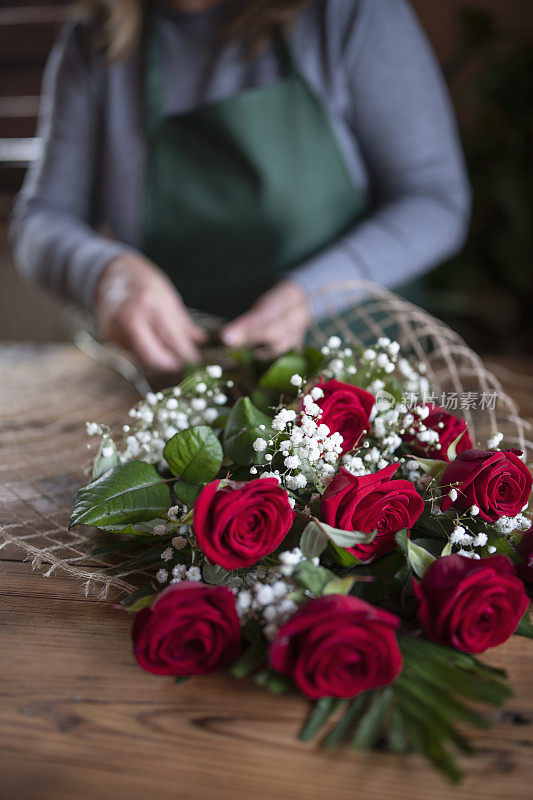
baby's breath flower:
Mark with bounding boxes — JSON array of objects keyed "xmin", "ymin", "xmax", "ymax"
[
  {"xmin": 156, "ymin": 569, "xmax": 168, "ymax": 583},
  {"xmin": 171, "ymin": 535, "xmax": 187, "ymax": 550}
]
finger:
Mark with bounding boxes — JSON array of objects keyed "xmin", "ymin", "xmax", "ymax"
[
  {"xmin": 157, "ymin": 316, "xmax": 203, "ymax": 365},
  {"xmin": 170, "ymin": 295, "xmax": 208, "ymax": 344},
  {"xmin": 221, "ymin": 308, "xmax": 271, "ymax": 347},
  {"xmin": 128, "ymin": 318, "xmax": 182, "ymax": 372},
  {"xmin": 148, "ymin": 299, "xmax": 205, "ymax": 364},
  {"xmin": 188, "ymin": 323, "xmax": 208, "ymax": 345}
]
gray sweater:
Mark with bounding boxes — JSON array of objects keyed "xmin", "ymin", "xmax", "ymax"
[{"xmin": 10, "ymin": 0, "xmax": 471, "ymax": 318}]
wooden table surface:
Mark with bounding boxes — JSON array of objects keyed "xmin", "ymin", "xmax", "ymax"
[{"xmin": 1, "ymin": 343, "xmax": 532, "ymax": 800}]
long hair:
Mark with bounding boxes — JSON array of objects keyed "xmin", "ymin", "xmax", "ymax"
[{"xmin": 78, "ymin": 0, "xmax": 313, "ymax": 61}]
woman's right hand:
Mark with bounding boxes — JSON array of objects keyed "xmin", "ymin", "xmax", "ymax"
[{"xmin": 95, "ymin": 253, "xmax": 207, "ymax": 373}]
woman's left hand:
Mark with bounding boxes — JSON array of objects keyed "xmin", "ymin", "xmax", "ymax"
[{"xmin": 221, "ymin": 281, "xmax": 311, "ymax": 356}]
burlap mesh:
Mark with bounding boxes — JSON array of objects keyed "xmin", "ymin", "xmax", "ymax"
[{"xmin": 1, "ymin": 281, "xmax": 531, "ymax": 600}]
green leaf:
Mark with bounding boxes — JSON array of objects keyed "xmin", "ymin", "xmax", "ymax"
[
  {"xmin": 516, "ymin": 612, "xmax": 533, "ymax": 638},
  {"xmin": 299, "ymin": 697, "xmax": 344, "ymax": 742},
  {"xmin": 394, "ymin": 529, "xmax": 409, "ymax": 554},
  {"xmin": 97, "ymin": 518, "xmax": 168, "ymax": 537},
  {"xmin": 259, "ymin": 353, "xmax": 308, "ymax": 393},
  {"xmin": 441, "ymin": 540, "xmax": 453, "ymax": 556},
  {"xmin": 412, "ymin": 456, "xmax": 446, "ymax": 478},
  {"xmin": 202, "ymin": 563, "xmax": 231, "ymax": 586},
  {"xmin": 128, "ymin": 593, "xmax": 156, "ymax": 613},
  {"xmin": 323, "ymin": 694, "xmax": 370, "ymax": 747},
  {"xmin": 292, "ymin": 559, "xmax": 337, "ymax": 595},
  {"xmin": 230, "ymin": 639, "xmax": 267, "ymax": 678},
  {"xmin": 301, "ymin": 519, "xmax": 374, "ymax": 558},
  {"xmin": 163, "ymin": 426, "xmax": 223, "ymax": 483},
  {"xmin": 174, "ymin": 480, "xmax": 202, "ymax": 508},
  {"xmin": 69, "ymin": 462, "xmax": 171, "ymax": 529},
  {"xmin": 352, "ymin": 687, "xmax": 394, "ymax": 749},
  {"xmin": 222, "ymin": 397, "xmax": 274, "ymax": 465},
  {"xmin": 447, "ymin": 430, "xmax": 466, "ymax": 462},
  {"xmin": 254, "ymin": 669, "xmax": 293, "ymax": 694},
  {"xmin": 322, "ymin": 575, "xmax": 357, "ymax": 596},
  {"xmin": 326, "ymin": 541, "xmax": 360, "ymax": 567},
  {"xmin": 407, "ymin": 539, "xmax": 436, "ymax": 578},
  {"xmin": 120, "ymin": 584, "xmax": 158, "ymax": 607}
]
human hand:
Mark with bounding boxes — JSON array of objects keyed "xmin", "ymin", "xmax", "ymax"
[
  {"xmin": 220, "ymin": 281, "xmax": 311, "ymax": 356},
  {"xmin": 95, "ymin": 253, "xmax": 207, "ymax": 372}
]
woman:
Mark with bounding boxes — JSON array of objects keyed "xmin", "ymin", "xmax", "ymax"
[{"xmin": 11, "ymin": 0, "xmax": 470, "ymax": 372}]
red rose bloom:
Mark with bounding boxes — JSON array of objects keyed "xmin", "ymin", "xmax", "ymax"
[
  {"xmin": 132, "ymin": 582, "xmax": 241, "ymax": 675},
  {"xmin": 193, "ymin": 477, "xmax": 295, "ymax": 569},
  {"xmin": 269, "ymin": 595, "xmax": 402, "ymax": 699},
  {"xmin": 312, "ymin": 379, "xmax": 374, "ymax": 455},
  {"xmin": 402, "ymin": 404, "xmax": 472, "ymax": 462},
  {"xmin": 440, "ymin": 449, "xmax": 532, "ymax": 522},
  {"xmin": 413, "ymin": 555, "xmax": 528, "ymax": 653},
  {"xmin": 320, "ymin": 464, "xmax": 424, "ymax": 563},
  {"xmin": 516, "ymin": 526, "xmax": 533, "ymax": 584}
]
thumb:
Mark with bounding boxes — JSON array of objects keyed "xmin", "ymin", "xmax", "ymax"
[{"xmin": 221, "ymin": 311, "xmax": 258, "ymax": 347}]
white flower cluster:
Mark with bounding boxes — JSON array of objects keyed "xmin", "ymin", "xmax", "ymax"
[
  {"xmin": 487, "ymin": 431, "xmax": 504, "ymax": 449},
  {"xmin": 397, "ymin": 357, "xmax": 430, "ymax": 399},
  {"xmin": 253, "ymin": 383, "xmax": 344, "ymax": 492},
  {"xmin": 87, "ymin": 367, "xmax": 230, "ymax": 468},
  {"xmin": 361, "ymin": 336, "xmax": 400, "ymax": 376},
  {"xmin": 450, "ymin": 523, "xmax": 492, "ymax": 559},
  {"xmin": 233, "ymin": 552, "xmax": 308, "ymax": 639},
  {"xmin": 400, "ymin": 404, "xmax": 444, "ymax": 456},
  {"xmin": 320, "ymin": 335, "xmax": 357, "ymax": 378},
  {"xmin": 494, "ymin": 513, "xmax": 531, "ymax": 534}
]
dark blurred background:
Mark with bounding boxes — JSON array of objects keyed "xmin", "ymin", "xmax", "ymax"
[{"xmin": 0, "ymin": 0, "xmax": 532, "ymax": 354}]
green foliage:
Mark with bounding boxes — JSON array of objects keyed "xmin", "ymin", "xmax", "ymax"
[
  {"xmin": 202, "ymin": 563, "xmax": 231, "ymax": 586},
  {"xmin": 298, "ymin": 635, "xmax": 511, "ymax": 782},
  {"xmin": 516, "ymin": 612, "xmax": 533, "ymax": 639},
  {"xmin": 230, "ymin": 639, "xmax": 268, "ymax": 679},
  {"xmin": 69, "ymin": 462, "xmax": 171, "ymax": 529},
  {"xmin": 174, "ymin": 479, "xmax": 202, "ymax": 507},
  {"xmin": 447, "ymin": 430, "xmax": 466, "ymax": 462},
  {"xmin": 300, "ymin": 519, "xmax": 374, "ymax": 559},
  {"xmin": 222, "ymin": 397, "xmax": 274, "ymax": 465},
  {"xmin": 291, "ymin": 559, "xmax": 337, "ymax": 595},
  {"xmin": 259, "ymin": 353, "xmax": 308, "ymax": 393},
  {"xmin": 163, "ymin": 426, "xmax": 223, "ymax": 484},
  {"xmin": 407, "ymin": 539, "xmax": 436, "ymax": 579}
]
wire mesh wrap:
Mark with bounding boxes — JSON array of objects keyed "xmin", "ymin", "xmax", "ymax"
[{"xmin": 0, "ymin": 281, "xmax": 531, "ymax": 600}]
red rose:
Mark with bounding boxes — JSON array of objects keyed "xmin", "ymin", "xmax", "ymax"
[
  {"xmin": 312, "ymin": 379, "xmax": 374, "ymax": 455},
  {"xmin": 269, "ymin": 595, "xmax": 402, "ymax": 699},
  {"xmin": 132, "ymin": 582, "xmax": 241, "ymax": 675},
  {"xmin": 413, "ymin": 554, "xmax": 528, "ymax": 653},
  {"xmin": 402, "ymin": 404, "xmax": 472, "ymax": 462},
  {"xmin": 193, "ymin": 477, "xmax": 295, "ymax": 569},
  {"xmin": 320, "ymin": 464, "xmax": 424, "ymax": 563},
  {"xmin": 440, "ymin": 449, "xmax": 532, "ymax": 522},
  {"xmin": 516, "ymin": 526, "xmax": 533, "ymax": 584}
]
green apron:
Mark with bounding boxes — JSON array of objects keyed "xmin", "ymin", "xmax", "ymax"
[{"xmin": 141, "ymin": 24, "xmax": 367, "ymax": 320}]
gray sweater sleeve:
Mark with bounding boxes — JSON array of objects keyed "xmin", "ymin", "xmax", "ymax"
[
  {"xmin": 9, "ymin": 23, "xmax": 130, "ymax": 309},
  {"xmin": 288, "ymin": 0, "xmax": 471, "ymax": 316}
]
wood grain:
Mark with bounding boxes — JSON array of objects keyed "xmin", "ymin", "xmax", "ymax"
[{"xmin": 1, "ymin": 344, "xmax": 532, "ymax": 800}]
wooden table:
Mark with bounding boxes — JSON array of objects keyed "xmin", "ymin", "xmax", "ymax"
[{"xmin": 1, "ymin": 344, "xmax": 532, "ymax": 800}]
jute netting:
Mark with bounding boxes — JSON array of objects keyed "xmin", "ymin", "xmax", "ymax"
[{"xmin": 1, "ymin": 280, "xmax": 531, "ymax": 600}]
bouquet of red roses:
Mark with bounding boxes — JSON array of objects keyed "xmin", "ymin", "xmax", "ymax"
[{"xmin": 70, "ymin": 337, "xmax": 533, "ymax": 781}]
